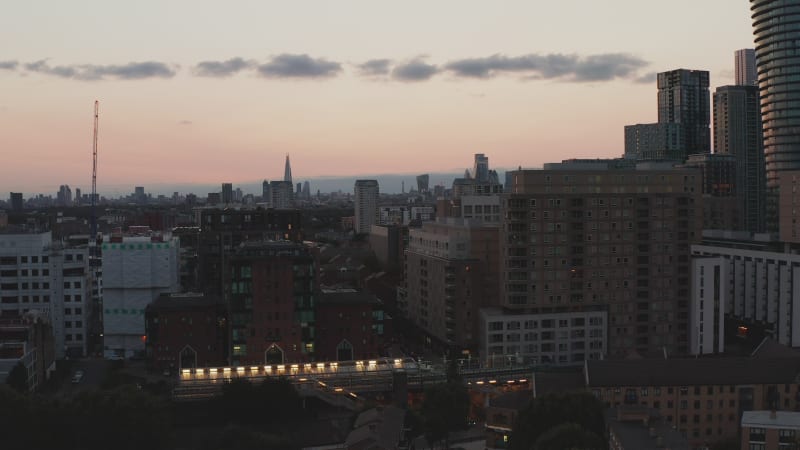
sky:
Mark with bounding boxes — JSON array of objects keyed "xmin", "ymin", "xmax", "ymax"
[{"xmin": 1, "ymin": 0, "xmax": 756, "ymax": 196}]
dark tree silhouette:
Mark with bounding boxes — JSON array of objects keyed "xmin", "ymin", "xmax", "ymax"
[{"xmin": 5, "ymin": 361, "xmax": 28, "ymax": 393}]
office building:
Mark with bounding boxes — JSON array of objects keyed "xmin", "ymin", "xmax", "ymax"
[
  {"xmin": 713, "ymin": 84, "xmax": 765, "ymax": 232},
  {"xmin": 499, "ymin": 161, "xmax": 702, "ymax": 358},
  {"xmin": 261, "ymin": 180, "xmax": 270, "ymax": 203},
  {"xmin": 689, "ymin": 256, "xmax": 726, "ymax": 355},
  {"xmin": 269, "ymin": 180, "xmax": 293, "ymax": 209},
  {"xmin": 221, "ymin": 183, "xmax": 233, "ymax": 204},
  {"xmin": 302, "ymin": 181, "xmax": 311, "ymax": 200},
  {"xmin": 416, "ymin": 174, "xmax": 430, "ymax": 193},
  {"xmin": 9, "ymin": 193, "xmax": 23, "ymax": 212},
  {"xmin": 735, "ymin": 48, "xmax": 757, "ymax": 86},
  {"xmin": 354, "ymin": 180, "xmax": 379, "ymax": 235},
  {"xmin": 404, "ymin": 218, "xmax": 500, "ymax": 352},
  {"xmin": 751, "ymin": 0, "xmax": 800, "ymax": 231},
  {"xmin": 57, "ymin": 185, "xmax": 72, "ymax": 207},
  {"xmin": 473, "ymin": 153, "xmax": 490, "ymax": 182},
  {"xmin": 101, "ymin": 233, "xmax": 180, "ymax": 359}
]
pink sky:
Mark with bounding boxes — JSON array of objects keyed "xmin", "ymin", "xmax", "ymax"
[{"xmin": 0, "ymin": 0, "xmax": 755, "ymax": 195}]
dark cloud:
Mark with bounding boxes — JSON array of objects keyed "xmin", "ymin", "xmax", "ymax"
[
  {"xmin": 633, "ymin": 71, "xmax": 657, "ymax": 84},
  {"xmin": 257, "ymin": 54, "xmax": 341, "ymax": 78},
  {"xmin": 24, "ymin": 60, "xmax": 175, "ymax": 80},
  {"xmin": 391, "ymin": 59, "xmax": 438, "ymax": 82},
  {"xmin": 357, "ymin": 59, "xmax": 392, "ymax": 76},
  {"xmin": 0, "ymin": 61, "xmax": 18, "ymax": 70},
  {"xmin": 193, "ymin": 57, "xmax": 253, "ymax": 77},
  {"xmin": 444, "ymin": 53, "xmax": 649, "ymax": 82}
]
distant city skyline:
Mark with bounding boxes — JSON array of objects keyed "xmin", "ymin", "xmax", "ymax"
[{"xmin": 1, "ymin": 1, "xmax": 755, "ymax": 194}]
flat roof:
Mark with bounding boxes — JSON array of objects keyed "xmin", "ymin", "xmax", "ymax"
[
  {"xmin": 586, "ymin": 357, "xmax": 800, "ymax": 387},
  {"xmin": 742, "ymin": 411, "xmax": 800, "ymax": 430}
]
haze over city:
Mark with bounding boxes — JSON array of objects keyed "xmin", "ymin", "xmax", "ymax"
[{"xmin": 1, "ymin": 0, "xmax": 754, "ymax": 196}]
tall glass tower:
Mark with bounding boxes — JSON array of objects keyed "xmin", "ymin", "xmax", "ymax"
[{"xmin": 751, "ymin": 0, "xmax": 800, "ymax": 231}]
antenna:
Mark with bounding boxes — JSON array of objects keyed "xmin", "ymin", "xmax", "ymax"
[{"xmin": 90, "ymin": 100, "xmax": 99, "ymax": 238}]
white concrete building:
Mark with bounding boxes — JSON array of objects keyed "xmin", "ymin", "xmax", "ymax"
[
  {"xmin": 460, "ymin": 195, "xmax": 501, "ymax": 225},
  {"xmin": 689, "ymin": 256, "xmax": 726, "ymax": 355},
  {"xmin": 479, "ymin": 308, "xmax": 607, "ymax": 366},
  {"xmin": 0, "ymin": 232, "xmax": 92, "ymax": 358},
  {"xmin": 692, "ymin": 236, "xmax": 800, "ymax": 348},
  {"xmin": 101, "ymin": 235, "xmax": 179, "ymax": 359}
]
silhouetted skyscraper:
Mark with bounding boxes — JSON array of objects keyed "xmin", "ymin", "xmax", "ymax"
[
  {"xmin": 751, "ymin": 0, "xmax": 800, "ymax": 232},
  {"xmin": 262, "ymin": 180, "xmax": 270, "ymax": 202},
  {"xmin": 9, "ymin": 192, "xmax": 23, "ymax": 211},
  {"xmin": 354, "ymin": 180, "xmax": 379, "ymax": 234},
  {"xmin": 221, "ymin": 183, "xmax": 233, "ymax": 204},
  {"xmin": 284, "ymin": 154, "xmax": 293, "ymax": 184},
  {"xmin": 735, "ymin": 48, "xmax": 757, "ymax": 86},
  {"xmin": 713, "ymin": 84, "xmax": 765, "ymax": 232},
  {"xmin": 473, "ymin": 153, "xmax": 489, "ymax": 182},
  {"xmin": 625, "ymin": 69, "xmax": 710, "ymax": 161},
  {"xmin": 657, "ymin": 69, "xmax": 711, "ymax": 155},
  {"xmin": 416, "ymin": 174, "xmax": 429, "ymax": 193}
]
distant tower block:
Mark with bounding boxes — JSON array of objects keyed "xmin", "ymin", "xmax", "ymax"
[{"xmin": 417, "ymin": 174, "xmax": 430, "ymax": 192}]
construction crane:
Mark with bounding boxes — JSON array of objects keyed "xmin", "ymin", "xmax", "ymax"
[{"xmin": 90, "ymin": 100, "xmax": 99, "ymax": 238}]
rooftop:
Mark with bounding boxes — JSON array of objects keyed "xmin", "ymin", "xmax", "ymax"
[
  {"xmin": 742, "ymin": 411, "xmax": 800, "ymax": 430},
  {"xmin": 585, "ymin": 356, "xmax": 800, "ymax": 387}
]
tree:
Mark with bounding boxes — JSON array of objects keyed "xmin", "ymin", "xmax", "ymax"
[
  {"xmin": 510, "ymin": 392, "xmax": 606, "ymax": 450},
  {"xmin": 420, "ymin": 381, "xmax": 470, "ymax": 449},
  {"xmin": 5, "ymin": 361, "xmax": 28, "ymax": 393}
]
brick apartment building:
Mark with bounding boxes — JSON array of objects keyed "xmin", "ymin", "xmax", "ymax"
[
  {"xmin": 226, "ymin": 241, "xmax": 317, "ymax": 364},
  {"xmin": 498, "ymin": 160, "xmax": 702, "ymax": 359},
  {"xmin": 144, "ymin": 293, "xmax": 228, "ymax": 372},
  {"xmin": 585, "ymin": 355, "xmax": 800, "ymax": 448},
  {"xmin": 315, "ymin": 289, "xmax": 385, "ymax": 361}
]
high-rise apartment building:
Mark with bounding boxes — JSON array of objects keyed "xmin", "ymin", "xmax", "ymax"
[
  {"xmin": 713, "ymin": 84, "xmax": 765, "ymax": 232},
  {"xmin": 657, "ymin": 69, "xmax": 711, "ymax": 155},
  {"xmin": 499, "ymin": 161, "xmax": 702, "ymax": 359},
  {"xmin": 9, "ymin": 193, "xmax": 23, "ymax": 211},
  {"xmin": 735, "ymin": 48, "xmax": 757, "ymax": 86},
  {"xmin": 354, "ymin": 180, "xmax": 379, "ymax": 235},
  {"xmin": 404, "ymin": 218, "xmax": 500, "ymax": 352},
  {"xmin": 751, "ymin": 0, "xmax": 800, "ymax": 231},
  {"xmin": 625, "ymin": 70, "xmax": 710, "ymax": 161}
]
